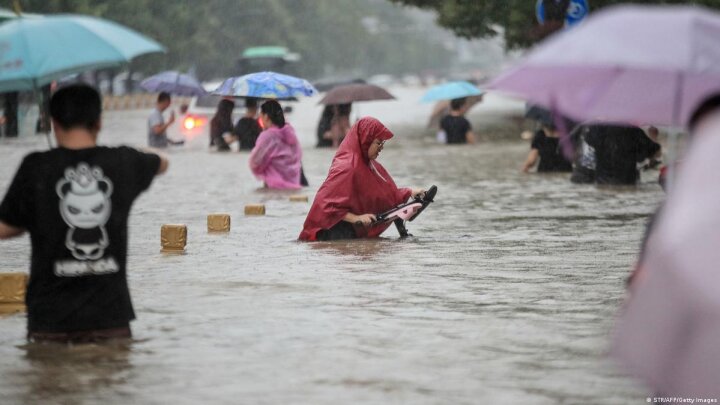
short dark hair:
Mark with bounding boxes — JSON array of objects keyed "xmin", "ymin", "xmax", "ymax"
[
  {"xmin": 158, "ymin": 92, "xmax": 171, "ymax": 103},
  {"xmin": 245, "ymin": 97, "xmax": 258, "ymax": 109},
  {"xmin": 49, "ymin": 84, "xmax": 101, "ymax": 131},
  {"xmin": 261, "ymin": 99, "xmax": 285, "ymax": 127},
  {"xmin": 450, "ymin": 97, "xmax": 467, "ymax": 111}
]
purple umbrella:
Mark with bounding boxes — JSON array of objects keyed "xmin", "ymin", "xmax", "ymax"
[
  {"xmin": 488, "ymin": 4, "xmax": 720, "ymax": 128},
  {"xmin": 140, "ymin": 70, "xmax": 206, "ymax": 96}
]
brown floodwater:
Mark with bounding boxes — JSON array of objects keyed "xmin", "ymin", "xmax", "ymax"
[{"xmin": 0, "ymin": 87, "xmax": 661, "ymax": 404}]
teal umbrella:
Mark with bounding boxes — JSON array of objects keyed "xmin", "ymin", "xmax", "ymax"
[
  {"xmin": 0, "ymin": 14, "xmax": 164, "ymax": 92},
  {"xmin": 420, "ymin": 81, "xmax": 484, "ymax": 102}
]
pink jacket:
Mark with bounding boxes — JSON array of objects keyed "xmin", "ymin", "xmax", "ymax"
[{"xmin": 249, "ymin": 123, "xmax": 302, "ymax": 189}]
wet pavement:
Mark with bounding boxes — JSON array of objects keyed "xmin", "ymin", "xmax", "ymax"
[{"xmin": 0, "ymin": 87, "xmax": 662, "ymax": 404}]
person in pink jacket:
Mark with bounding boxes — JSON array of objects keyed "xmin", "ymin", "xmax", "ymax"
[{"xmin": 249, "ymin": 100, "xmax": 303, "ymax": 189}]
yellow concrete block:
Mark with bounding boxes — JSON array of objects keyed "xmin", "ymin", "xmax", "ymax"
[
  {"xmin": 244, "ymin": 204, "xmax": 266, "ymax": 216},
  {"xmin": 0, "ymin": 273, "xmax": 27, "ymax": 314},
  {"xmin": 289, "ymin": 195, "xmax": 308, "ymax": 202},
  {"xmin": 0, "ymin": 303, "xmax": 26, "ymax": 314},
  {"xmin": 207, "ymin": 213, "xmax": 231, "ymax": 232},
  {"xmin": 161, "ymin": 224, "xmax": 187, "ymax": 253}
]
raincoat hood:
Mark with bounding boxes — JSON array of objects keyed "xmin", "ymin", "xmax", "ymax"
[{"xmin": 269, "ymin": 123, "xmax": 299, "ymax": 146}]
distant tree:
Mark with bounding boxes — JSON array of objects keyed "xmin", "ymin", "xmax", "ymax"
[
  {"xmin": 389, "ymin": 0, "xmax": 720, "ymax": 48},
  {"xmin": 17, "ymin": 0, "xmax": 455, "ymax": 80}
]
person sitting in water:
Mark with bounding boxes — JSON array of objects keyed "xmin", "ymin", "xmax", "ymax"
[
  {"xmin": 521, "ymin": 121, "xmax": 573, "ymax": 173},
  {"xmin": 249, "ymin": 100, "xmax": 303, "ymax": 189},
  {"xmin": 584, "ymin": 124, "xmax": 661, "ymax": 185},
  {"xmin": 148, "ymin": 92, "xmax": 183, "ymax": 148},
  {"xmin": 439, "ymin": 97, "xmax": 476, "ymax": 144},
  {"xmin": 209, "ymin": 99, "xmax": 235, "ymax": 151},
  {"xmin": 316, "ymin": 105, "xmax": 334, "ymax": 148},
  {"xmin": 226, "ymin": 97, "xmax": 262, "ymax": 151},
  {"xmin": 299, "ymin": 117, "xmax": 425, "ymax": 241},
  {"xmin": 325, "ymin": 103, "xmax": 352, "ymax": 148}
]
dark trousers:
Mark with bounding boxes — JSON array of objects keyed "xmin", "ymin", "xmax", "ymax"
[
  {"xmin": 28, "ymin": 326, "xmax": 132, "ymax": 344},
  {"xmin": 317, "ymin": 221, "xmax": 357, "ymax": 241}
]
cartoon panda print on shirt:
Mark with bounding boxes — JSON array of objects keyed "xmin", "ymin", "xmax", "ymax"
[{"xmin": 56, "ymin": 163, "xmax": 113, "ymax": 260}]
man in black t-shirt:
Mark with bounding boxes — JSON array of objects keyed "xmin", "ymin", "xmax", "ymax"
[
  {"xmin": 439, "ymin": 97, "xmax": 476, "ymax": 144},
  {"xmin": 584, "ymin": 124, "xmax": 661, "ymax": 185},
  {"xmin": 0, "ymin": 84, "xmax": 168, "ymax": 343}
]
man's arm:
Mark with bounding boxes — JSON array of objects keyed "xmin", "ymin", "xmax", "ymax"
[
  {"xmin": 136, "ymin": 148, "xmax": 169, "ymax": 176},
  {"xmin": 522, "ymin": 149, "xmax": 539, "ymax": 173},
  {"xmin": 466, "ymin": 130, "xmax": 476, "ymax": 144},
  {"xmin": 0, "ymin": 221, "xmax": 24, "ymax": 239},
  {"xmin": 157, "ymin": 154, "xmax": 169, "ymax": 175},
  {"xmin": 152, "ymin": 112, "xmax": 175, "ymax": 135}
]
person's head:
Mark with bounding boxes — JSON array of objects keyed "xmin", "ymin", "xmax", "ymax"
[
  {"xmin": 689, "ymin": 94, "xmax": 720, "ymax": 133},
  {"xmin": 367, "ymin": 137, "xmax": 386, "ymax": 160},
  {"xmin": 260, "ymin": 99, "xmax": 285, "ymax": 128},
  {"xmin": 215, "ymin": 98, "xmax": 235, "ymax": 118},
  {"xmin": 50, "ymin": 84, "xmax": 102, "ymax": 137},
  {"xmin": 450, "ymin": 97, "xmax": 467, "ymax": 112},
  {"xmin": 179, "ymin": 103, "xmax": 189, "ymax": 115},
  {"xmin": 351, "ymin": 117, "xmax": 393, "ymax": 161},
  {"xmin": 245, "ymin": 97, "xmax": 258, "ymax": 112},
  {"xmin": 157, "ymin": 92, "xmax": 171, "ymax": 111},
  {"xmin": 337, "ymin": 103, "xmax": 352, "ymax": 116},
  {"xmin": 647, "ymin": 126, "xmax": 659, "ymax": 141}
]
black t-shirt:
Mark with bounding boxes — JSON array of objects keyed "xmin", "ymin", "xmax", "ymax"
[
  {"xmin": 0, "ymin": 146, "xmax": 160, "ymax": 333},
  {"xmin": 585, "ymin": 125, "xmax": 661, "ymax": 185},
  {"xmin": 233, "ymin": 117, "xmax": 262, "ymax": 151},
  {"xmin": 440, "ymin": 115, "xmax": 471, "ymax": 144},
  {"xmin": 530, "ymin": 130, "xmax": 572, "ymax": 172}
]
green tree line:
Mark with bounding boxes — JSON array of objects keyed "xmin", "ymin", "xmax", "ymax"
[
  {"xmin": 389, "ymin": 0, "xmax": 720, "ymax": 49},
  {"xmin": 11, "ymin": 0, "xmax": 454, "ymax": 80}
]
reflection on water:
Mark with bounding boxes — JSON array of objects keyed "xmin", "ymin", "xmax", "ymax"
[
  {"xmin": 0, "ymin": 89, "xmax": 663, "ymax": 403},
  {"xmin": 308, "ymin": 238, "xmax": 407, "ymax": 258},
  {"xmin": 8, "ymin": 341, "xmax": 133, "ymax": 404}
]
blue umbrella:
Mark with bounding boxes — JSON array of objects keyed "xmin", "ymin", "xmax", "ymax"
[
  {"xmin": 140, "ymin": 71, "xmax": 206, "ymax": 96},
  {"xmin": 212, "ymin": 71, "xmax": 317, "ymax": 99},
  {"xmin": 420, "ymin": 81, "xmax": 484, "ymax": 103},
  {"xmin": 0, "ymin": 14, "xmax": 164, "ymax": 92}
]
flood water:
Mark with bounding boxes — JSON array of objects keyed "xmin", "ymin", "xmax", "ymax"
[{"xmin": 0, "ymin": 87, "xmax": 662, "ymax": 404}]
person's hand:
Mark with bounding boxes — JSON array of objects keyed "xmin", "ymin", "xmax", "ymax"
[
  {"xmin": 167, "ymin": 111, "xmax": 176, "ymax": 124},
  {"xmin": 411, "ymin": 188, "xmax": 426, "ymax": 199},
  {"xmin": 355, "ymin": 213, "xmax": 376, "ymax": 226}
]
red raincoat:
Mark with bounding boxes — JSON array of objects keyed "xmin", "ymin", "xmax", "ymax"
[{"xmin": 299, "ymin": 117, "xmax": 411, "ymax": 241}]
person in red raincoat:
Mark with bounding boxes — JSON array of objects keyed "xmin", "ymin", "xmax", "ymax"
[{"xmin": 299, "ymin": 117, "xmax": 424, "ymax": 241}]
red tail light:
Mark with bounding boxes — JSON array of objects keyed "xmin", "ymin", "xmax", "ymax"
[{"xmin": 183, "ymin": 115, "xmax": 207, "ymax": 130}]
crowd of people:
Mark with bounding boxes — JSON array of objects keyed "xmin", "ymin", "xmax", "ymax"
[
  {"xmin": 518, "ymin": 105, "xmax": 663, "ymax": 186},
  {"xmin": 0, "ymin": 82, "xmax": 692, "ymax": 399},
  {"xmin": 0, "ymin": 84, "xmax": 426, "ymax": 343}
]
